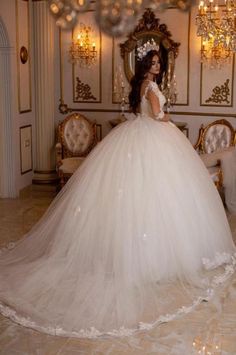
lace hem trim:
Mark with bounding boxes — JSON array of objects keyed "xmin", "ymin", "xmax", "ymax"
[{"xmin": 0, "ymin": 252, "xmax": 235, "ymax": 338}]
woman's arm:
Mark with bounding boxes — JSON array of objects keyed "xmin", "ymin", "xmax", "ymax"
[{"xmin": 146, "ymin": 90, "xmax": 169, "ymax": 122}]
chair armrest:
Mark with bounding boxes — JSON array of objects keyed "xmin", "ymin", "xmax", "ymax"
[
  {"xmin": 194, "ymin": 125, "xmax": 204, "ymax": 152},
  {"xmin": 200, "ymin": 152, "xmax": 220, "ymax": 168},
  {"xmin": 200, "ymin": 147, "xmax": 235, "ymax": 168}
]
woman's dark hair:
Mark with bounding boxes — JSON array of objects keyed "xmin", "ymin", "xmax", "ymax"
[{"xmin": 129, "ymin": 49, "xmax": 164, "ymax": 114}]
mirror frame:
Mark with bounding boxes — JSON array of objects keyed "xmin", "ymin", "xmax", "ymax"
[{"xmin": 120, "ymin": 9, "xmax": 180, "ymax": 86}]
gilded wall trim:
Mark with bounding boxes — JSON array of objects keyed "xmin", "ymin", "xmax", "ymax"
[{"xmin": 56, "ymin": 107, "xmax": 236, "ymax": 118}]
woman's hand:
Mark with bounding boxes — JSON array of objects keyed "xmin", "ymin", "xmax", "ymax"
[{"xmin": 160, "ymin": 113, "xmax": 170, "ymax": 122}]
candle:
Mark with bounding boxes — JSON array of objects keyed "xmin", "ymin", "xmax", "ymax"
[
  {"xmin": 114, "ymin": 74, "xmax": 118, "ymax": 93},
  {"xmin": 199, "ymin": 0, "xmax": 204, "ymax": 14}
]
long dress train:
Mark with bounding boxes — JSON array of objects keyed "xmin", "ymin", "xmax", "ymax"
[{"xmin": 0, "ymin": 81, "xmax": 235, "ymax": 338}]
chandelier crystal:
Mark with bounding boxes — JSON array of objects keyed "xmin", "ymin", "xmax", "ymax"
[{"xmin": 195, "ymin": 0, "xmax": 236, "ymax": 68}]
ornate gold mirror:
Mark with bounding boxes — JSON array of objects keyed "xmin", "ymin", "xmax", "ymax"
[{"xmin": 120, "ymin": 9, "xmax": 180, "ymax": 103}]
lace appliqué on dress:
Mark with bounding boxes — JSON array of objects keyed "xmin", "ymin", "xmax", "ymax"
[{"xmin": 0, "ymin": 248, "xmax": 235, "ymax": 339}]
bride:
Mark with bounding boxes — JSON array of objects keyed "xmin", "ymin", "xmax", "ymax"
[{"xmin": 0, "ymin": 43, "xmax": 235, "ymax": 338}]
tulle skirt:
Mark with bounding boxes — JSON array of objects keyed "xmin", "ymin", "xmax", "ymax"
[{"xmin": 0, "ymin": 116, "xmax": 235, "ymax": 338}]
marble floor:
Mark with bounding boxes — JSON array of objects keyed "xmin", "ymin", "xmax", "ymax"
[{"xmin": 0, "ymin": 187, "xmax": 236, "ymax": 355}]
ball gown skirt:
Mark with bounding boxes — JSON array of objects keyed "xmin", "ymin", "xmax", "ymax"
[{"xmin": 0, "ymin": 115, "xmax": 235, "ymax": 338}]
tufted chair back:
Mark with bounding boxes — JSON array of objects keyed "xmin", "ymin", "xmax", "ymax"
[
  {"xmin": 195, "ymin": 119, "xmax": 236, "ymax": 191},
  {"xmin": 58, "ymin": 113, "xmax": 97, "ymax": 158},
  {"xmin": 55, "ymin": 113, "xmax": 102, "ymax": 188},
  {"xmin": 198, "ymin": 120, "xmax": 235, "ymax": 154}
]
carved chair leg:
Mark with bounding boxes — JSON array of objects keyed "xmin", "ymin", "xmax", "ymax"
[
  {"xmin": 57, "ymin": 171, "xmax": 65, "ymax": 190},
  {"xmin": 218, "ymin": 167, "xmax": 223, "ymax": 190},
  {"xmin": 60, "ymin": 176, "xmax": 65, "ymax": 188}
]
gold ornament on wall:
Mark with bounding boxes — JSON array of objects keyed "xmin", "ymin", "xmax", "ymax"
[
  {"xmin": 58, "ymin": 99, "xmax": 73, "ymax": 115},
  {"xmin": 205, "ymin": 79, "xmax": 230, "ymax": 104},
  {"xmin": 75, "ymin": 77, "xmax": 97, "ymax": 101},
  {"xmin": 20, "ymin": 46, "xmax": 28, "ymax": 64}
]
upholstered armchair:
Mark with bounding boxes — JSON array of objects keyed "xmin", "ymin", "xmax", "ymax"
[
  {"xmin": 55, "ymin": 113, "xmax": 102, "ymax": 187},
  {"xmin": 195, "ymin": 119, "xmax": 236, "ymax": 190}
]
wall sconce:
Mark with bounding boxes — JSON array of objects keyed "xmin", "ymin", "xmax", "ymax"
[{"xmin": 68, "ymin": 24, "xmax": 97, "ymax": 67}]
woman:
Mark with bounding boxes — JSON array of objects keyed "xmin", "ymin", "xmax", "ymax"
[{"xmin": 0, "ymin": 47, "xmax": 235, "ymax": 338}]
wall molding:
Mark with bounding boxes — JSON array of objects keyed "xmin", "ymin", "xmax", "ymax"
[{"xmin": 62, "ymin": 107, "xmax": 236, "ymax": 118}]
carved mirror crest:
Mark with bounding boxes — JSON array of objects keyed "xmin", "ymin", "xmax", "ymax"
[{"xmin": 120, "ymin": 8, "xmax": 180, "ymax": 95}]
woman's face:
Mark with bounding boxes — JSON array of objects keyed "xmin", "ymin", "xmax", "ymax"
[{"xmin": 148, "ymin": 55, "xmax": 160, "ymax": 76}]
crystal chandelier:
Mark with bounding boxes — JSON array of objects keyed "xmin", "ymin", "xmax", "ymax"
[
  {"xmin": 195, "ymin": 0, "xmax": 236, "ymax": 68},
  {"xmin": 68, "ymin": 24, "xmax": 97, "ymax": 67},
  {"xmin": 49, "ymin": 0, "xmax": 193, "ymax": 37}
]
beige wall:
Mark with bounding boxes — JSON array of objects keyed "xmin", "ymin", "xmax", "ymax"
[{"xmin": 55, "ymin": 5, "xmax": 236, "ymax": 145}]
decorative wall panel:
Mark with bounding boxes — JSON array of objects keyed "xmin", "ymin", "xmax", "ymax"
[
  {"xmin": 60, "ymin": 10, "xmax": 102, "ymax": 110},
  {"xmin": 16, "ymin": 0, "xmax": 31, "ymax": 113},
  {"xmin": 200, "ymin": 58, "xmax": 234, "ymax": 107}
]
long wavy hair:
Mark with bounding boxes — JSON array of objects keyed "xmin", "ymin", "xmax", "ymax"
[{"xmin": 129, "ymin": 50, "xmax": 164, "ymax": 114}]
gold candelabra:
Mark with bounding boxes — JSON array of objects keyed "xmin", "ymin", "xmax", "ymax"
[
  {"xmin": 113, "ymin": 65, "xmax": 129, "ymax": 116},
  {"xmin": 161, "ymin": 60, "xmax": 177, "ymax": 113}
]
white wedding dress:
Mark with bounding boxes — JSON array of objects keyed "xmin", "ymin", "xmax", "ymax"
[{"xmin": 0, "ymin": 81, "xmax": 235, "ymax": 338}]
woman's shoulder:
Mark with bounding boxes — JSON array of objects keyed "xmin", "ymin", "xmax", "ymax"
[
  {"xmin": 147, "ymin": 81, "xmax": 161, "ymax": 96},
  {"xmin": 148, "ymin": 80, "xmax": 158, "ymax": 86},
  {"xmin": 141, "ymin": 80, "xmax": 158, "ymax": 96},
  {"xmin": 146, "ymin": 80, "xmax": 159, "ymax": 92}
]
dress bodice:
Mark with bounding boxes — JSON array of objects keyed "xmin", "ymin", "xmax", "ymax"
[{"xmin": 140, "ymin": 81, "xmax": 166, "ymax": 118}]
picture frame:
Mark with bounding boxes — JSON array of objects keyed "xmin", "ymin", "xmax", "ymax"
[{"xmin": 20, "ymin": 125, "xmax": 32, "ymax": 174}]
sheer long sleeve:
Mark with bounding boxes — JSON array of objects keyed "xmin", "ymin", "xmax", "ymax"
[{"xmin": 146, "ymin": 89, "xmax": 165, "ymax": 120}]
